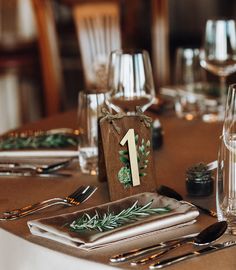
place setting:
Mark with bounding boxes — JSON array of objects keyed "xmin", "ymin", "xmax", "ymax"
[
  {"xmin": 0, "ymin": 127, "xmax": 79, "ymax": 178},
  {"xmin": 0, "ymin": 51, "xmax": 230, "ymax": 258},
  {"xmin": 0, "ymin": 50, "xmax": 236, "ymax": 269},
  {"xmin": 1, "ymin": 48, "xmax": 236, "ymax": 270}
]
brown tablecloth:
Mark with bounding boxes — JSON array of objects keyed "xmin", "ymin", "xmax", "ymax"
[{"xmin": 1, "ymin": 110, "xmax": 236, "ymax": 270}]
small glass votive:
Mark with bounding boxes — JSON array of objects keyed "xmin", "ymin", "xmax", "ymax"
[
  {"xmin": 175, "ymin": 87, "xmax": 206, "ymax": 120},
  {"xmin": 77, "ymin": 91, "xmax": 107, "ymax": 175},
  {"xmin": 174, "ymin": 48, "xmax": 206, "ymax": 120}
]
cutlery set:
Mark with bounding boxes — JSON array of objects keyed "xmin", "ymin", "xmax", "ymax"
[
  {"xmin": 110, "ymin": 221, "xmax": 230, "ymax": 268},
  {"xmin": 0, "ymin": 158, "xmax": 73, "ymax": 177}
]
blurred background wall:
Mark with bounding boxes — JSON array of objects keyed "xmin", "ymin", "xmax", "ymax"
[{"xmin": 0, "ymin": 0, "xmax": 236, "ymax": 133}]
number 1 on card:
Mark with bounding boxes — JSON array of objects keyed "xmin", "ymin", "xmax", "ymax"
[{"xmin": 120, "ymin": 129, "xmax": 140, "ymax": 186}]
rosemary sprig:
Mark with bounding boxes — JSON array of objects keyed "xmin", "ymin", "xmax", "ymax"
[
  {"xmin": 69, "ymin": 200, "xmax": 172, "ymax": 232},
  {"xmin": 0, "ymin": 134, "xmax": 78, "ymax": 149}
]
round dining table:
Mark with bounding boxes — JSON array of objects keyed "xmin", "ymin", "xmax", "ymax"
[{"xmin": 0, "ymin": 109, "xmax": 236, "ymax": 270}]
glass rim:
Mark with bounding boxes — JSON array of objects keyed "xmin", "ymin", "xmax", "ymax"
[
  {"xmin": 110, "ymin": 49, "xmax": 149, "ymax": 56},
  {"xmin": 78, "ymin": 90, "xmax": 108, "ymax": 96},
  {"xmin": 228, "ymin": 83, "xmax": 236, "ymax": 89},
  {"xmin": 206, "ymin": 18, "xmax": 236, "ymax": 23}
]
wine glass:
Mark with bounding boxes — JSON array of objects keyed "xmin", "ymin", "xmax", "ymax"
[
  {"xmin": 222, "ymin": 84, "xmax": 236, "ymax": 151},
  {"xmin": 216, "ymin": 84, "xmax": 236, "ymax": 233},
  {"xmin": 200, "ymin": 19, "xmax": 236, "ymax": 120},
  {"xmin": 106, "ymin": 49, "xmax": 155, "ymax": 114},
  {"xmin": 216, "ymin": 135, "xmax": 236, "ymax": 234}
]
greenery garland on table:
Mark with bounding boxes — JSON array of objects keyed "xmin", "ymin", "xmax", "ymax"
[
  {"xmin": 0, "ymin": 134, "xmax": 78, "ymax": 149},
  {"xmin": 69, "ymin": 200, "xmax": 172, "ymax": 232}
]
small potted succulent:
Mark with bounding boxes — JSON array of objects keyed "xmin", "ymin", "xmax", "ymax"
[{"xmin": 186, "ymin": 162, "xmax": 214, "ymax": 196}]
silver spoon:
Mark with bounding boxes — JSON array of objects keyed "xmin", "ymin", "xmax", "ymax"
[
  {"xmin": 131, "ymin": 221, "xmax": 227, "ymax": 266},
  {"xmin": 157, "ymin": 185, "xmax": 217, "ymax": 217}
]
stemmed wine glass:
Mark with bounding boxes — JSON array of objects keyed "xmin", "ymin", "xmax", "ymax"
[
  {"xmin": 217, "ymin": 84, "xmax": 236, "ymax": 233},
  {"xmin": 222, "ymin": 84, "xmax": 236, "ymax": 150},
  {"xmin": 106, "ymin": 49, "xmax": 155, "ymax": 114},
  {"xmin": 200, "ymin": 19, "xmax": 236, "ymax": 120}
]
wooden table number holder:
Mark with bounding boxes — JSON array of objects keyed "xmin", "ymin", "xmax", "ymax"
[{"xmin": 99, "ymin": 108, "xmax": 156, "ymax": 201}]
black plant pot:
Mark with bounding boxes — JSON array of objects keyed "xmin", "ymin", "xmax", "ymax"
[{"xmin": 186, "ymin": 177, "xmax": 214, "ymax": 197}]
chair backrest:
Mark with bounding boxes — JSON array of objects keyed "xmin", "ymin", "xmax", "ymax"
[
  {"xmin": 151, "ymin": 0, "xmax": 170, "ymax": 89},
  {"xmin": 72, "ymin": 1, "xmax": 121, "ymax": 91},
  {"xmin": 31, "ymin": 0, "xmax": 63, "ymax": 116}
]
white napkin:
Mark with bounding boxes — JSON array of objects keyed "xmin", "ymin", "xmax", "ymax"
[{"xmin": 28, "ymin": 192, "xmax": 199, "ymax": 250}]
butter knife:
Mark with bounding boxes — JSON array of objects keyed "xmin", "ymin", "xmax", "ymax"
[
  {"xmin": 110, "ymin": 233, "xmax": 198, "ymax": 263},
  {"xmin": 149, "ymin": 240, "xmax": 236, "ymax": 269}
]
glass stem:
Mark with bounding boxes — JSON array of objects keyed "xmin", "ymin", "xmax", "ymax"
[{"xmin": 219, "ymin": 75, "xmax": 227, "ymax": 107}]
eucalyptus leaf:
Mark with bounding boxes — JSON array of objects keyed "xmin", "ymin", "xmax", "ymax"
[
  {"xmin": 146, "ymin": 140, "xmax": 151, "ymax": 147},
  {"xmin": 119, "ymin": 150, "xmax": 129, "ymax": 155},
  {"xmin": 139, "ymin": 172, "xmax": 147, "ymax": 177},
  {"xmin": 119, "ymin": 156, "xmax": 130, "ymax": 164}
]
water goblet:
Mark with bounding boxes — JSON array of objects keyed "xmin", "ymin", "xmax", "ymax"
[
  {"xmin": 106, "ymin": 49, "xmax": 155, "ymax": 114},
  {"xmin": 77, "ymin": 91, "xmax": 107, "ymax": 175},
  {"xmin": 200, "ymin": 19, "xmax": 236, "ymax": 121}
]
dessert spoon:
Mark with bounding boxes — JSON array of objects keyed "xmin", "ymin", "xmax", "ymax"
[{"xmin": 157, "ymin": 185, "xmax": 217, "ymax": 217}]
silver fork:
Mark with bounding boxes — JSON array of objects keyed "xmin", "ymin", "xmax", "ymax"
[{"xmin": 1, "ymin": 185, "xmax": 97, "ymax": 220}]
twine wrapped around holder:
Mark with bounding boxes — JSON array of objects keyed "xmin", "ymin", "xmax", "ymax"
[
  {"xmin": 101, "ymin": 107, "xmax": 152, "ymax": 134},
  {"xmin": 101, "ymin": 108, "xmax": 126, "ymax": 134},
  {"xmin": 136, "ymin": 106, "xmax": 153, "ymax": 128}
]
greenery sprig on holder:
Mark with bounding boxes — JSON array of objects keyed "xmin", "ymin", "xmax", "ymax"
[
  {"xmin": 118, "ymin": 134, "xmax": 150, "ymax": 188},
  {"xmin": 69, "ymin": 200, "xmax": 171, "ymax": 232}
]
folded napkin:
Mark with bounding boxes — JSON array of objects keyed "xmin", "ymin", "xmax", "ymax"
[{"xmin": 28, "ymin": 192, "xmax": 199, "ymax": 250}]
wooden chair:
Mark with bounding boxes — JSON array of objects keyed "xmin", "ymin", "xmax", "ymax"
[
  {"xmin": 0, "ymin": 0, "xmax": 42, "ymax": 133},
  {"xmin": 151, "ymin": 0, "xmax": 170, "ymax": 90},
  {"xmin": 72, "ymin": 1, "xmax": 121, "ymax": 91},
  {"xmin": 31, "ymin": 0, "xmax": 64, "ymax": 116},
  {"xmin": 32, "ymin": 0, "xmax": 121, "ymax": 116}
]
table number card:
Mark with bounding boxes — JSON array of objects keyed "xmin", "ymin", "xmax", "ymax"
[{"xmin": 99, "ymin": 108, "xmax": 156, "ymax": 201}]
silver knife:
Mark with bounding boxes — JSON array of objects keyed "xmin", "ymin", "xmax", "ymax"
[
  {"xmin": 0, "ymin": 171, "xmax": 71, "ymax": 177},
  {"xmin": 110, "ymin": 233, "xmax": 198, "ymax": 263},
  {"xmin": 149, "ymin": 240, "xmax": 236, "ymax": 269}
]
